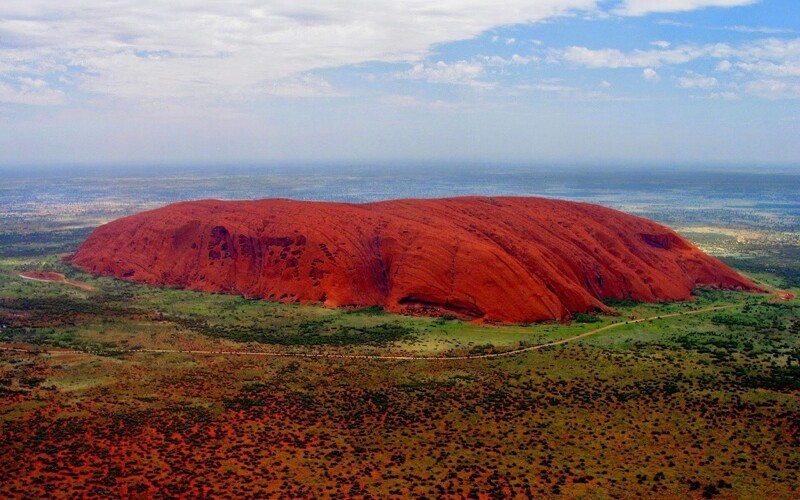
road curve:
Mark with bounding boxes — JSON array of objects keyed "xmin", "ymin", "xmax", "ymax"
[
  {"xmin": 18, "ymin": 273, "xmax": 95, "ymax": 291},
  {"xmin": 0, "ymin": 304, "xmax": 739, "ymax": 362}
]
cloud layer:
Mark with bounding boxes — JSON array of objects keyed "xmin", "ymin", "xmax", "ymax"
[
  {"xmin": 3, "ymin": 0, "xmax": 797, "ymax": 167},
  {"xmin": 1, "ymin": 0, "xmax": 777, "ymax": 104},
  {"xmin": 616, "ymin": 0, "xmax": 758, "ymax": 16},
  {"xmin": 0, "ymin": 0, "xmax": 598, "ymax": 103},
  {"xmin": 557, "ymin": 36, "xmax": 800, "ymax": 98}
]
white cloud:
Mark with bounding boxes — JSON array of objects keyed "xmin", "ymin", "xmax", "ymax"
[
  {"xmin": 733, "ymin": 37, "xmax": 800, "ymax": 63},
  {"xmin": 512, "ymin": 82, "xmax": 607, "ymax": 100},
  {"xmin": 643, "ymin": 68, "xmax": 660, "ymax": 81},
  {"xmin": 745, "ymin": 79, "xmax": 800, "ymax": 99},
  {"xmin": 404, "ymin": 53, "xmax": 534, "ymax": 89},
  {"xmin": 379, "ymin": 94, "xmax": 464, "ymax": 110},
  {"xmin": 656, "ymin": 19, "xmax": 694, "ymax": 27},
  {"xmin": 616, "ymin": 0, "xmax": 759, "ymax": 16},
  {"xmin": 0, "ymin": 0, "xmax": 600, "ymax": 102},
  {"xmin": 729, "ymin": 38, "xmax": 800, "ymax": 97},
  {"xmin": 0, "ymin": 0, "xmax": 790, "ymax": 109},
  {"xmin": 723, "ymin": 25, "xmax": 795, "ymax": 34},
  {"xmin": 709, "ymin": 91, "xmax": 739, "ymax": 99},
  {"xmin": 0, "ymin": 0, "xmax": 769, "ymax": 105},
  {"xmin": 736, "ymin": 61, "xmax": 800, "ymax": 78},
  {"xmin": 526, "ymin": 83, "xmax": 575, "ymax": 92},
  {"xmin": 401, "ymin": 60, "xmax": 493, "ymax": 88},
  {"xmin": 511, "ymin": 54, "xmax": 533, "ymax": 65},
  {"xmin": 0, "ymin": 77, "xmax": 64, "ymax": 105},
  {"xmin": 266, "ymin": 74, "xmax": 346, "ymax": 98},
  {"xmin": 561, "ymin": 37, "xmax": 800, "ymax": 71},
  {"xmin": 560, "ymin": 45, "xmax": 711, "ymax": 68},
  {"xmin": 505, "ymin": 38, "xmax": 516, "ymax": 45},
  {"xmin": 479, "ymin": 54, "xmax": 535, "ymax": 66},
  {"xmin": 558, "ymin": 36, "xmax": 800, "ymax": 99},
  {"xmin": 17, "ymin": 77, "xmax": 48, "ymax": 90},
  {"xmin": 677, "ymin": 72, "xmax": 718, "ymax": 88}
]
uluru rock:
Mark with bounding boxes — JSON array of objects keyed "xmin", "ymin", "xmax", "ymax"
[{"xmin": 68, "ymin": 197, "xmax": 760, "ymax": 323}]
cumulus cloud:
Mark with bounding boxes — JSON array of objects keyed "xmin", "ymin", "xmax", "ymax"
[
  {"xmin": 557, "ymin": 36, "xmax": 800, "ymax": 98},
  {"xmin": 479, "ymin": 54, "xmax": 535, "ymax": 67},
  {"xmin": 560, "ymin": 37, "xmax": 800, "ymax": 71},
  {"xmin": 677, "ymin": 71, "xmax": 718, "ymax": 88},
  {"xmin": 560, "ymin": 45, "xmax": 712, "ymax": 68},
  {"xmin": 401, "ymin": 61, "xmax": 493, "ymax": 88},
  {"xmin": 616, "ymin": 0, "xmax": 759, "ymax": 16},
  {"xmin": 716, "ymin": 60, "xmax": 733, "ymax": 71},
  {"xmin": 736, "ymin": 61, "xmax": 800, "ymax": 78},
  {"xmin": 642, "ymin": 68, "xmax": 660, "ymax": 81},
  {"xmin": 745, "ymin": 79, "xmax": 800, "ymax": 99},
  {"xmin": 725, "ymin": 38, "xmax": 800, "ymax": 97}
]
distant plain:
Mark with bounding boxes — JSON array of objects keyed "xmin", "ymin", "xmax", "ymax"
[{"xmin": 1, "ymin": 165, "xmax": 798, "ymax": 497}]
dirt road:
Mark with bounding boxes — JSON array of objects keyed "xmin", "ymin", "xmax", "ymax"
[
  {"xmin": 18, "ymin": 272, "xmax": 95, "ymax": 291},
  {"xmin": 0, "ymin": 304, "xmax": 739, "ymax": 362}
]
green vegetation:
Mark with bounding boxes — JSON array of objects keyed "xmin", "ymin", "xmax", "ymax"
[
  {"xmin": 0, "ymin": 227, "xmax": 93, "ymax": 258},
  {"xmin": 679, "ymin": 227, "xmax": 800, "ymax": 290},
  {"xmin": 1, "ymin": 226, "xmax": 799, "ymax": 497},
  {"xmin": 725, "ymin": 253, "xmax": 800, "ymax": 289},
  {"xmin": 0, "ymin": 253, "xmax": 624, "ymax": 356},
  {"xmin": 172, "ymin": 314, "xmax": 416, "ymax": 346},
  {"xmin": 572, "ymin": 312, "xmax": 603, "ymax": 323}
]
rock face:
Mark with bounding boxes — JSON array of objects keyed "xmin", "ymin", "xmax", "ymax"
[{"xmin": 68, "ymin": 197, "xmax": 760, "ymax": 323}]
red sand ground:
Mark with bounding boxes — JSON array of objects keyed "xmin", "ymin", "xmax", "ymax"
[{"xmin": 68, "ymin": 197, "xmax": 760, "ymax": 323}]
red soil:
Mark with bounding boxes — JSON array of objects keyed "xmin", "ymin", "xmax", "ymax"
[
  {"xmin": 18, "ymin": 271, "xmax": 95, "ymax": 291},
  {"xmin": 68, "ymin": 197, "xmax": 761, "ymax": 323}
]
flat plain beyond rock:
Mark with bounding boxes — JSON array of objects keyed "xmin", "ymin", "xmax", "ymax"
[{"xmin": 68, "ymin": 197, "xmax": 760, "ymax": 323}]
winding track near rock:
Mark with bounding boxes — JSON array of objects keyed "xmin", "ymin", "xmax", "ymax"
[
  {"xmin": 18, "ymin": 272, "xmax": 95, "ymax": 291},
  {"xmin": 0, "ymin": 304, "xmax": 739, "ymax": 361}
]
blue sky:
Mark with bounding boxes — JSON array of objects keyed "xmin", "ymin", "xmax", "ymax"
[{"xmin": 1, "ymin": 0, "xmax": 799, "ymax": 167}]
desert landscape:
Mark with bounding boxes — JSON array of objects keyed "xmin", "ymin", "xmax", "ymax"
[
  {"xmin": 2, "ymin": 0, "xmax": 800, "ymax": 497},
  {"xmin": 1, "ymin": 170, "xmax": 798, "ymax": 497}
]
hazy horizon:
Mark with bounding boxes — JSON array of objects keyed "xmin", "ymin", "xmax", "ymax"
[{"xmin": 2, "ymin": 160, "xmax": 800, "ymax": 173}]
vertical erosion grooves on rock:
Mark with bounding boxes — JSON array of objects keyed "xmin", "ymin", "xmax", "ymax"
[{"xmin": 68, "ymin": 197, "xmax": 762, "ymax": 323}]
